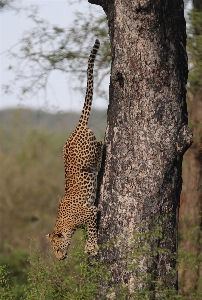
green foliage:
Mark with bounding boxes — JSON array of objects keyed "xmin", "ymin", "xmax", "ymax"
[
  {"xmin": 0, "ymin": 266, "xmax": 14, "ymax": 300},
  {"xmin": 0, "ymin": 231, "xmax": 110, "ymax": 300},
  {"xmin": 1, "ymin": 223, "xmax": 202, "ymax": 299},
  {"xmin": 0, "ymin": 109, "xmax": 201, "ymax": 299},
  {"xmin": 0, "ymin": 249, "xmax": 29, "ymax": 299},
  {"xmin": 178, "ymin": 217, "xmax": 202, "ymax": 299},
  {"xmin": 187, "ymin": 9, "xmax": 202, "ymax": 93}
]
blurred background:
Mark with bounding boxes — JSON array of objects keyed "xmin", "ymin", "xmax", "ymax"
[{"xmin": 0, "ymin": 0, "xmax": 201, "ymax": 298}]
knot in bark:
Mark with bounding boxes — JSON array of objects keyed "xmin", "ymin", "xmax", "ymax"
[{"xmin": 176, "ymin": 124, "xmax": 193, "ymax": 155}]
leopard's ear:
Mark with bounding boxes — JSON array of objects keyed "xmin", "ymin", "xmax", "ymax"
[{"xmin": 46, "ymin": 234, "xmax": 51, "ymax": 240}]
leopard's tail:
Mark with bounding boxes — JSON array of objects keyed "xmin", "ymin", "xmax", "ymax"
[{"xmin": 78, "ymin": 39, "xmax": 100, "ymax": 127}]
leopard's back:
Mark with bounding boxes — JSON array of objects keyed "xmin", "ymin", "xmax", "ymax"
[{"xmin": 63, "ymin": 127, "xmax": 100, "ymax": 206}]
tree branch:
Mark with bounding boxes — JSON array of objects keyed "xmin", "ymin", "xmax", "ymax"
[
  {"xmin": 88, "ymin": 0, "xmax": 108, "ymax": 12},
  {"xmin": 88, "ymin": 0, "xmax": 102, "ymax": 5}
]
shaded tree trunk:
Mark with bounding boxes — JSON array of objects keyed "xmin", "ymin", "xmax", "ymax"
[
  {"xmin": 193, "ymin": 0, "xmax": 202, "ymax": 12},
  {"xmin": 179, "ymin": 0, "xmax": 202, "ymax": 292},
  {"xmin": 90, "ymin": 0, "xmax": 192, "ymax": 297},
  {"xmin": 179, "ymin": 92, "xmax": 202, "ymax": 293}
]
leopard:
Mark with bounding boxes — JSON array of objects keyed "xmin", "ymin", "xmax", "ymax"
[{"xmin": 46, "ymin": 39, "xmax": 103, "ymax": 260}]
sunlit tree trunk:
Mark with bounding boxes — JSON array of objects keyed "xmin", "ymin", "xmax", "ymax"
[{"xmin": 90, "ymin": 0, "xmax": 192, "ymax": 297}]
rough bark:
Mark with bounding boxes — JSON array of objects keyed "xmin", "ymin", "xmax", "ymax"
[{"xmin": 89, "ymin": 0, "xmax": 192, "ymax": 297}]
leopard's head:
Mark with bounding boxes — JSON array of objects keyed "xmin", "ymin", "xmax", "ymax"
[{"xmin": 46, "ymin": 231, "xmax": 72, "ymax": 260}]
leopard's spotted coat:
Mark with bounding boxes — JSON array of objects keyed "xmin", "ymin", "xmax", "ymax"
[{"xmin": 46, "ymin": 39, "xmax": 102, "ymax": 260}]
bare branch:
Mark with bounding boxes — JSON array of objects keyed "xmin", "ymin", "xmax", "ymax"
[{"xmin": 3, "ymin": 6, "xmax": 111, "ymax": 100}]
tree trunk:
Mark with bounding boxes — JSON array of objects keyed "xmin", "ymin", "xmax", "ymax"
[
  {"xmin": 193, "ymin": 0, "xmax": 202, "ymax": 12},
  {"xmin": 89, "ymin": 0, "xmax": 192, "ymax": 297},
  {"xmin": 178, "ymin": 0, "xmax": 202, "ymax": 292},
  {"xmin": 179, "ymin": 92, "xmax": 202, "ymax": 293}
]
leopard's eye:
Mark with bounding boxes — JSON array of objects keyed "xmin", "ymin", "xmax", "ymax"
[{"xmin": 56, "ymin": 233, "xmax": 63, "ymax": 238}]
